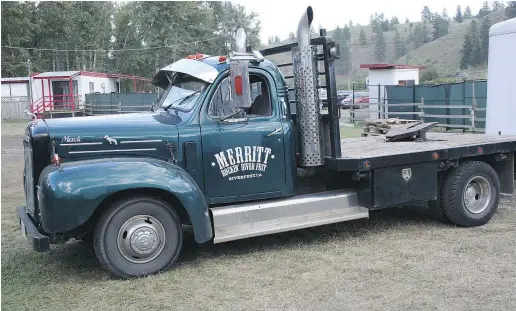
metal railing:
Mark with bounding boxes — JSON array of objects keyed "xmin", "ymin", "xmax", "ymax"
[
  {"xmin": 31, "ymin": 95, "xmax": 82, "ymax": 117},
  {"xmin": 378, "ymin": 98, "xmax": 486, "ymax": 132},
  {"xmin": 83, "ymin": 102, "xmax": 151, "ymax": 115}
]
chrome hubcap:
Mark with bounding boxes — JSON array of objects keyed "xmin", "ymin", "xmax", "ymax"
[
  {"xmin": 117, "ymin": 215, "xmax": 166, "ymax": 263},
  {"xmin": 463, "ymin": 176, "xmax": 491, "ymax": 214}
]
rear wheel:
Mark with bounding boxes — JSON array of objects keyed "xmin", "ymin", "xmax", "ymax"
[
  {"xmin": 441, "ymin": 161, "xmax": 500, "ymax": 227},
  {"xmin": 94, "ymin": 196, "xmax": 183, "ymax": 278}
]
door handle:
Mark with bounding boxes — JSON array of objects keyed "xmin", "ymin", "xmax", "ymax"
[{"xmin": 267, "ymin": 127, "xmax": 283, "ymax": 137}]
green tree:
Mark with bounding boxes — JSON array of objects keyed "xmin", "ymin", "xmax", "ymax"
[
  {"xmin": 460, "ymin": 33, "xmax": 473, "ymax": 69},
  {"xmin": 359, "ymin": 28, "xmax": 367, "ymax": 46},
  {"xmin": 333, "ymin": 26, "xmax": 343, "ymax": 43},
  {"xmin": 413, "ymin": 23, "xmax": 429, "ymax": 48},
  {"xmin": 374, "ymin": 26, "xmax": 386, "ymax": 61},
  {"xmin": 507, "ymin": 2, "xmax": 516, "ymax": 19},
  {"xmin": 421, "ymin": 6, "xmax": 432, "ymax": 22},
  {"xmin": 455, "ymin": 5, "xmax": 463, "ymax": 23},
  {"xmin": 394, "ymin": 29, "xmax": 407, "ymax": 58},
  {"xmin": 1, "ymin": 1, "xmax": 37, "ymax": 77},
  {"xmin": 468, "ymin": 20, "xmax": 481, "ymax": 66},
  {"xmin": 343, "ymin": 25, "xmax": 351, "ymax": 41},
  {"xmin": 493, "ymin": 1, "xmax": 505, "ymax": 11},
  {"xmin": 464, "ymin": 6, "xmax": 473, "ymax": 18},
  {"xmin": 349, "ymin": 20, "xmax": 353, "ymax": 27},
  {"xmin": 442, "ymin": 8, "xmax": 449, "ymax": 20},
  {"xmin": 431, "ymin": 13, "xmax": 450, "ymax": 40},
  {"xmin": 389, "ymin": 16, "xmax": 399, "ymax": 30},
  {"xmin": 480, "ymin": 17, "xmax": 491, "ymax": 62},
  {"xmin": 477, "ymin": 1, "xmax": 491, "ymax": 17},
  {"xmin": 405, "ymin": 17, "xmax": 410, "ymax": 24},
  {"xmin": 370, "ymin": 12, "xmax": 389, "ymax": 32}
]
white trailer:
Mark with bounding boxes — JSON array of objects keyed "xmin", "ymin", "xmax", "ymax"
[{"xmin": 485, "ymin": 18, "xmax": 516, "ymax": 136}]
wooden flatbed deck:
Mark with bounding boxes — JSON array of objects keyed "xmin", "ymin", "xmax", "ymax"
[{"xmin": 326, "ymin": 133, "xmax": 516, "ymax": 171}]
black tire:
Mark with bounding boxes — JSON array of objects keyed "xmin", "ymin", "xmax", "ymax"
[
  {"xmin": 94, "ymin": 196, "xmax": 183, "ymax": 279},
  {"xmin": 441, "ymin": 161, "xmax": 500, "ymax": 227}
]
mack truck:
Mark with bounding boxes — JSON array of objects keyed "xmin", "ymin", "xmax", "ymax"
[{"xmin": 18, "ymin": 7, "xmax": 516, "ymax": 278}]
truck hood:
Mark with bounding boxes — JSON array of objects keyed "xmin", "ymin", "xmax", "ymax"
[{"xmin": 46, "ymin": 112, "xmax": 179, "ymax": 162}]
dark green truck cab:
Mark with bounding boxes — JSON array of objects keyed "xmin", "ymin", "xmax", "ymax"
[{"xmin": 18, "ymin": 7, "xmax": 516, "ymax": 278}]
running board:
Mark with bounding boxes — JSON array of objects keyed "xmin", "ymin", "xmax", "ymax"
[{"xmin": 211, "ymin": 189, "xmax": 369, "ymax": 243}]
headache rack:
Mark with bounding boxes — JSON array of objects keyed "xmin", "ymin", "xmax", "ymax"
[{"xmin": 258, "ymin": 29, "xmax": 342, "ymax": 160}]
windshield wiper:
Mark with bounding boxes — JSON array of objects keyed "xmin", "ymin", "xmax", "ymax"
[
  {"xmin": 164, "ymin": 90, "xmax": 201, "ymax": 111},
  {"xmin": 219, "ymin": 108, "xmax": 245, "ymax": 122}
]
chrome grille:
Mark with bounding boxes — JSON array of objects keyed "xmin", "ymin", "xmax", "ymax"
[{"xmin": 23, "ymin": 140, "xmax": 36, "ymax": 216}]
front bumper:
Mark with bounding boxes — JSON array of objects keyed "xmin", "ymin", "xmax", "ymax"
[{"xmin": 16, "ymin": 206, "xmax": 50, "ymax": 252}]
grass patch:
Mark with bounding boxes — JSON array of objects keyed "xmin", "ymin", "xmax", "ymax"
[{"xmin": 340, "ymin": 126, "xmax": 363, "ymax": 138}]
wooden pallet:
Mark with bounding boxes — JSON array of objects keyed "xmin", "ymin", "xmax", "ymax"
[{"xmin": 362, "ymin": 118, "xmax": 421, "ymax": 137}]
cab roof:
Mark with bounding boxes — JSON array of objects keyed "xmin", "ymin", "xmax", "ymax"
[{"xmin": 152, "ymin": 55, "xmax": 284, "ymax": 89}]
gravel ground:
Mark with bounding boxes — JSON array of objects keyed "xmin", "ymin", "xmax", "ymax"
[{"xmin": 2, "ymin": 120, "xmax": 515, "ymax": 311}]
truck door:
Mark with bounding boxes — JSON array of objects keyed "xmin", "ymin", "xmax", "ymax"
[{"xmin": 201, "ymin": 72, "xmax": 286, "ymax": 200}]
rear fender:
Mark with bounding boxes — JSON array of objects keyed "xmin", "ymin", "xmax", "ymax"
[{"xmin": 38, "ymin": 158, "xmax": 212, "ymax": 243}]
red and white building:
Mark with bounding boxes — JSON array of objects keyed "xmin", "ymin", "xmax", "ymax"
[
  {"xmin": 30, "ymin": 71, "xmax": 150, "ymax": 115},
  {"xmin": 2, "ymin": 71, "xmax": 150, "ymax": 117}
]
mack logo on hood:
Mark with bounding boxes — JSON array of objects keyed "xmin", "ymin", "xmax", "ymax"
[
  {"xmin": 212, "ymin": 145, "xmax": 275, "ymax": 180},
  {"xmin": 62, "ymin": 136, "xmax": 81, "ymax": 143}
]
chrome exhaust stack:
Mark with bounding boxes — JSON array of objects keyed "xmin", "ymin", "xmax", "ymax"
[{"xmin": 292, "ymin": 6, "xmax": 324, "ymax": 167}]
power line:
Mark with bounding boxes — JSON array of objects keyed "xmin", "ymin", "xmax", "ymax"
[{"xmin": 1, "ymin": 35, "xmax": 230, "ymax": 53}]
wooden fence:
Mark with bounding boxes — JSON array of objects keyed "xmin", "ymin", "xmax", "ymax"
[{"xmin": 1, "ymin": 96, "xmax": 31, "ymax": 120}]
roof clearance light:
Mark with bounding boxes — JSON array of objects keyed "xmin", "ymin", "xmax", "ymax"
[
  {"xmin": 219, "ymin": 55, "xmax": 227, "ymax": 63},
  {"xmin": 234, "ymin": 75, "xmax": 243, "ymax": 96}
]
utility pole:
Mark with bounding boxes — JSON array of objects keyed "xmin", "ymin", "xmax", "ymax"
[
  {"xmin": 27, "ymin": 59, "xmax": 34, "ymax": 106},
  {"xmin": 347, "ymin": 40, "xmax": 352, "ymax": 90}
]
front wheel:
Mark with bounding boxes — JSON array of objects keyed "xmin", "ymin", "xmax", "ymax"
[
  {"xmin": 94, "ymin": 196, "xmax": 183, "ymax": 278},
  {"xmin": 441, "ymin": 161, "xmax": 500, "ymax": 227}
]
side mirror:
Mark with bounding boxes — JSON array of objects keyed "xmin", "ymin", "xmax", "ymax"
[{"xmin": 229, "ymin": 59, "xmax": 252, "ymax": 109}]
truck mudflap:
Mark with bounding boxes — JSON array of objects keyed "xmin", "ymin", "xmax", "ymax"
[{"xmin": 16, "ymin": 206, "xmax": 50, "ymax": 252}]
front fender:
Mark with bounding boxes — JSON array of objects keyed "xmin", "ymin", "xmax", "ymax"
[{"xmin": 38, "ymin": 158, "xmax": 212, "ymax": 243}]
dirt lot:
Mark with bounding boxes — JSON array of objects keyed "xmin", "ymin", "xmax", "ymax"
[{"xmin": 2, "ymin": 120, "xmax": 516, "ymax": 311}]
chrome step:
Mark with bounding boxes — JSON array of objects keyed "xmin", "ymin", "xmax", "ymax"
[{"xmin": 211, "ymin": 189, "xmax": 369, "ymax": 243}]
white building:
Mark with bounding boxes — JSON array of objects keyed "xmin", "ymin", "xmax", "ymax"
[
  {"xmin": 360, "ymin": 64, "xmax": 425, "ymax": 119},
  {"xmin": 1, "ymin": 76, "xmax": 31, "ymax": 98},
  {"xmin": 485, "ymin": 18, "xmax": 516, "ymax": 136}
]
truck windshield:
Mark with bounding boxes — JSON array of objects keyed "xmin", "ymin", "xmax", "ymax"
[{"xmin": 156, "ymin": 74, "xmax": 207, "ymax": 112}]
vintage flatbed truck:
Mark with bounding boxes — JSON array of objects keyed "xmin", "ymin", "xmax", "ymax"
[{"xmin": 18, "ymin": 7, "xmax": 516, "ymax": 278}]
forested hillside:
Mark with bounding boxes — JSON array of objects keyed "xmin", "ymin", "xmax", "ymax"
[{"xmin": 267, "ymin": 1, "xmax": 516, "ymax": 86}]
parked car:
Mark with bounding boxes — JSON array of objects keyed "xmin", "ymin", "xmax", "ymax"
[
  {"xmin": 321, "ymin": 90, "xmax": 350, "ymax": 108},
  {"xmin": 341, "ymin": 93, "xmax": 369, "ymax": 109}
]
